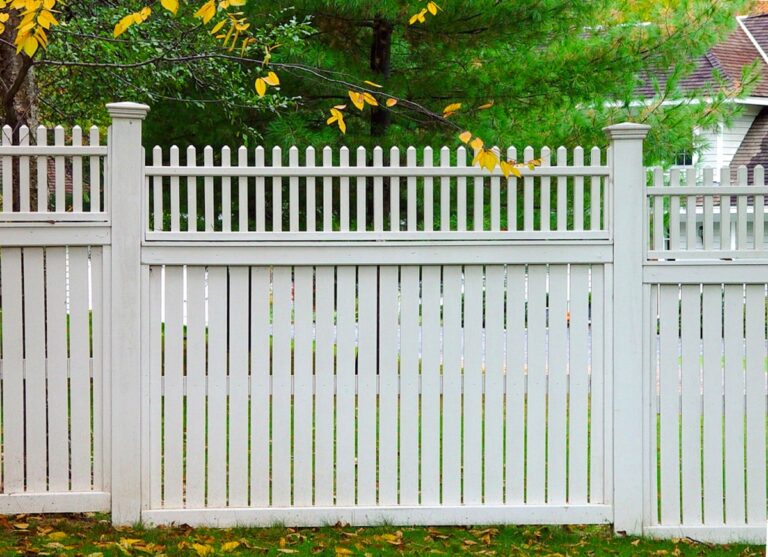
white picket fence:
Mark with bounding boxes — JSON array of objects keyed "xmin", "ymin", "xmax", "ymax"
[{"xmin": 0, "ymin": 105, "xmax": 764, "ymax": 543}]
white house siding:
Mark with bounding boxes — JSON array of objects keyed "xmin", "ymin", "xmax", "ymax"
[{"xmin": 697, "ymin": 104, "xmax": 761, "ymax": 169}]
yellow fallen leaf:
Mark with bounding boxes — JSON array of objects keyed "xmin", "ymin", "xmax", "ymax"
[
  {"xmin": 48, "ymin": 532, "xmax": 68, "ymax": 541},
  {"xmin": 193, "ymin": 542, "xmax": 214, "ymax": 556},
  {"xmin": 335, "ymin": 548, "xmax": 353, "ymax": 555},
  {"xmin": 221, "ymin": 541, "xmax": 240, "ymax": 552}
]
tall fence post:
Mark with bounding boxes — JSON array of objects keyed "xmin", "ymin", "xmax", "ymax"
[
  {"xmin": 107, "ymin": 102, "xmax": 150, "ymax": 524},
  {"xmin": 604, "ymin": 122, "xmax": 650, "ymax": 536}
]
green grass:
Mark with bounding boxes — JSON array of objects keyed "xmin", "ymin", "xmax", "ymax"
[{"xmin": 0, "ymin": 514, "xmax": 761, "ymax": 556}]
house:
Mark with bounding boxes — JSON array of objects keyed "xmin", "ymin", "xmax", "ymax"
[{"xmin": 639, "ymin": 11, "xmax": 768, "ymax": 180}]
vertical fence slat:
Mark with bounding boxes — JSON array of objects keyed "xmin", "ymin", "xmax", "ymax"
[
  {"xmin": 420, "ymin": 265, "xmax": 441, "ymax": 504},
  {"xmin": 736, "ymin": 166, "xmax": 747, "ymax": 249},
  {"xmin": 754, "ymin": 166, "xmax": 764, "ymax": 250},
  {"xmin": 306, "ymin": 147, "xmax": 316, "ymax": 232},
  {"xmin": 658, "ymin": 284, "xmax": 681, "ymax": 525},
  {"xmin": 569, "ymin": 265, "xmax": 590, "ymax": 504},
  {"xmin": 152, "ymin": 147, "xmax": 163, "ymax": 231},
  {"xmin": 526, "ymin": 265, "xmax": 547, "ymax": 503},
  {"xmin": 702, "ymin": 167, "xmax": 714, "ymax": 250},
  {"xmin": 373, "ymin": 147, "xmax": 383, "ymax": 231},
  {"xmin": 250, "ymin": 267, "xmax": 271, "ymax": 506},
  {"xmin": 440, "ymin": 147, "xmax": 451, "ymax": 231},
  {"xmin": 507, "ymin": 147, "xmax": 517, "ymax": 231},
  {"xmin": 20, "ymin": 126, "xmax": 31, "ymax": 211},
  {"xmin": 271, "ymin": 147, "xmax": 283, "ymax": 232},
  {"xmin": 483, "ymin": 265, "xmax": 505, "ymax": 504},
  {"xmin": 270, "ymin": 266, "xmax": 292, "ymax": 506},
  {"xmin": 148, "ymin": 266, "xmax": 163, "ymax": 508},
  {"xmin": 407, "ymin": 147, "xmax": 417, "ymax": 232},
  {"xmin": 185, "ymin": 266, "xmax": 206, "ymax": 508},
  {"xmin": 539, "ymin": 147, "xmax": 550, "ymax": 231},
  {"xmin": 206, "ymin": 267, "xmax": 228, "ymax": 506},
  {"xmin": 22, "ymin": 249, "xmax": 47, "ymax": 491},
  {"xmin": 36, "ymin": 126, "xmax": 48, "ymax": 212},
  {"xmin": 685, "ymin": 169, "xmax": 697, "ymax": 250},
  {"xmin": 313, "ymin": 266, "xmax": 335, "ymax": 506},
  {"xmin": 589, "ymin": 264, "xmax": 605, "ymax": 503},
  {"xmin": 744, "ymin": 284, "xmax": 766, "ymax": 525},
  {"xmin": 574, "ymin": 146, "xmax": 584, "ymax": 230},
  {"xmin": 162, "ymin": 266, "xmax": 184, "ymax": 507},
  {"xmin": 441, "ymin": 265, "xmax": 463, "ymax": 505},
  {"xmin": 335, "ymin": 266, "xmax": 357, "ymax": 505},
  {"xmin": 356, "ymin": 147, "xmax": 367, "ymax": 232},
  {"xmin": 187, "ymin": 146, "xmax": 198, "ymax": 231},
  {"xmin": 339, "ymin": 147, "xmax": 350, "ymax": 231},
  {"xmin": 228, "ymin": 267, "xmax": 250, "ymax": 507},
  {"xmin": 719, "ymin": 167, "xmax": 731, "ymax": 250},
  {"xmin": 652, "ymin": 168, "xmax": 664, "ymax": 251},
  {"xmin": 680, "ymin": 284, "xmax": 702, "ymax": 524},
  {"xmin": 238, "ymin": 147, "xmax": 248, "ymax": 232},
  {"xmin": 424, "ymin": 147, "xmax": 434, "ymax": 232},
  {"xmin": 72, "ymin": 126, "xmax": 83, "ymax": 212},
  {"xmin": 723, "ymin": 284, "xmax": 745, "ymax": 524},
  {"xmin": 473, "ymin": 153, "xmax": 484, "ymax": 232},
  {"xmin": 556, "ymin": 147, "xmax": 567, "ymax": 231},
  {"xmin": 462, "ymin": 265, "xmax": 483, "ymax": 504},
  {"xmin": 45, "ymin": 247, "xmax": 69, "ymax": 490},
  {"xmin": 390, "ymin": 147, "xmax": 400, "ymax": 232},
  {"xmin": 289, "ymin": 146, "xmax": 299, "ymax": 232},
  {"xmin": 669, "ymin": 169, "xmax": 680, "ymax": 251},
  {"xmin": 2, "ymin": 126, "xmax": 12, "ymax": 212},
  {"xmin": 292, "ymin": 266, "xmax": 314, "ymax": 506},
  {"xmin": 170, "ymin": 146, "xmax": 180, "ymax": 232},
  {"xmin": 89, "ymin": 126, "xmax": 101, "ymax": 212},
  {"xmin": 322, "ymin": 147, "xmax": 333, "ymax": 232},
  {"xmin": 221, "ymin": 146, "xmax": 232, "ymax": 232},
  {"xmin": 377, "ymin": 266, "xmax": 399, "ymax": 505},
  {"xmin": 204, "ymin": 147, "xmax": 215, "ymax": 231},
  {"xmin": 505, "ymin": 265, "xmax": 526, "ymax": 503},
  {"xmin": 399, "ymin": 266, "xmax": 420, "ymax": 504},
  {"xmin": 357, "ymin": 266, "xmax": 378, "ymax": 505},
  {"xmin": 547, "ymin": 264, "xmax": 568, "ymax": 504},
  {"xmin": 490, "ymin": 148, "xmax": 501, "ymax": 231},
  {"xmin": 457, "ymin": 147, "xmax": 467, "ymax": 231},
  {"xmin": 701, "ymin": 284, "xmax": 724, "ymax": 525},
  {"xmin": 590, "ymin": 147, "xmax": 601, "ymax": 230},
  {"xmin": 52, "ymin": 126, "xmax": 63, "ymax": 212}
]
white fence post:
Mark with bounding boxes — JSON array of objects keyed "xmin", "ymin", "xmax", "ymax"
[
  {"xmin": 604, "ymin": 122, "xmax": 650, "ymax": 536},
  {"xmin": 107, "ymin": 102, "xmax": 150, "ymax": 524}
]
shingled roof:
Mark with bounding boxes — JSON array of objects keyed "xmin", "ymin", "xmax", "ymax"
[
  {"xmin": 638, "ymin": 14, "xmax": 768, "ymax": 98},
  {"xmin": 731, "ymin": 106, "xmax": 768, "ymax": 182}
]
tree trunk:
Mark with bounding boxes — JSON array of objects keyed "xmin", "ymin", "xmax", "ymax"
[{"xmin": 370, "ymin": 14, "xmax": 393, "ymax": 137}]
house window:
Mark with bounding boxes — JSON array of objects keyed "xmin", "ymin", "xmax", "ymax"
[{"xmin": 674, "ymin": 150, "xmax": 693, "ymax": 166}]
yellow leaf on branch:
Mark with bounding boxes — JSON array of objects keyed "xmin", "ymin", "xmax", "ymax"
[
  {"xmin": 364, "ymin": 80, "xmax": 383, "ymax": 88},
  {"xmin": 194, "ymin": 0, "xmax": 217, "ymax": 24},
  {"xmin": 427, "ymin": 1, "xmax": 441, "ymax": 15},
  {"xmin": 160, "ymin": 0, "xmax": 179, "ymax": 15},
  {"xmin": 326, "ymin": 108, "xmax": 347, "ymax": 134},
  {"xmin": 469, "ymin": 137, "xmax": 484, "ymax": 151},
  {"xmin": 362, "ymin": 92, "xmax": 378, "ymax": 106},
  {"xmin": 263, "ymin": 71, "xmax": 280, "ymax": 86},
  {"xmin": 386, "ymin": 98, "xmax": 398, "ymax": 107},
  {"xmin": 458, "ymin": 131, "xmax": 472, "ymax": 144},
  {"xmin": 348, "ymin": 91, "xmax": 365, "ymax": 111},
  {"xmin": 255, "ymin": 78, "xmax": 267, "ymax": 97}
]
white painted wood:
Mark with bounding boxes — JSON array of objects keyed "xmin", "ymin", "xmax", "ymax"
[
  {"xmin": 270, "ymin": 266, "xmax": 292, "ymax": 506},
  {"xmin": 45, "ymin": 247, "xmax": 70, "ymax": 490},
  {"xmin": 569, "ymin": 265, "xmax": 590, "ymax": 504},
  {"xmin": 652, "ymin": 168, "xmax": 664, "ymax": 251},
  {"xmin": 335, "ymin": 266, "xmax": 357, "ymax": 505},
  {"xmin": 722, "ymin": 285, "xmax": 745, "ymax": 525},
  {"xmin": 539, "ymin": 147, "xmax": 551, "ymax": 231},
  {"xmin": 272, "ymin": 147, "xmax": 283, "ymax": 232},
  {"xmin": 590, "ymin": 265, "xmax": 605, "ymax": 503},
  {"xmin": 407, "ymin": 147, "xmax": 417, "ymax": 232},
  {"xmin": 185, "ymin": 266, "xmax": 207, "ymax": 508},
  {"xmin": 702, "ymin": 167, "xmax": 714, "ymax": 250},
  {"xmin": 547, "ymin": 264, "xmax": 568, "ymax": 504},
  {"xmin": 306, "ymin": 146, "xmax": 316, "ymax": 232},
  {"xmin": 339, "ymin": 147, "xmax": 350, "ymax": 231},
  {"xmin": 719, "ymin": 167, "xmax": 731, "ymax": 251},
  {"xmin": 2, "ymin": 126, "xmax": 12, "ymax": 212},
  {"xmin": 744, "ymin": 284, "xmax": 766, "ymax": 525},
  {"xmin": 424, "ymin": 147, "xmax": 434, "ymax": 231},
  {"xmin": 148, "ymin": 267, "xmax": 163, "ymax": 510},
  {"xmin": 89, "ymin": 127, "xmax": 101, "ymax": 213},
  {"xmin": 483, "ymin": 265, "xmax": 504, "ymax": 504},
  {"xmin": 91, "ymin": 247, "xmax": 106, "ymax": 491},
  {"xmin": 440, "ymin": 147, "xmax": 451, "ymax": 231},
  {"xmin": 556, "ymin": 146, "xmax": 567, "ymax": 231},
  {"xmin": 685, "ymin": 169, "xmax": 696, "ymax": 250},
  {"xmin": 505, "ymin": 265, "xmax": 526, "ymax": 503},
  {"xmin": 574, "ymin": 147, "xmax": 584, "ymax": 230},
  {"xmin": 701, "ymin": 284, "xmax": 724, "ymax": 526},
  {"xmin": 250, "ymin": 267, "xmax": 271, "ymax": 506},
  {"xmin": 679, "ymin": 284, "xmax": 702, "ymax": 524},
  {"xmin": 473, "ymin": 155, "xmax": 484, "ymax": 232},
  {"xmin": 1, "ymin": 248, "xmax": 24, "ymax": 493},
  {"xmin": 187, "ymin": 146, "xmax": 198, "ymax": 231},
  {"xmin": 238, "ymin": 146, "xmax": 248, "ymax": 232},
  {"xmin": 228, "ymin": 267, "xmax": 250, "ymax": 506},
  {"xmin": 590, "ymin": 147, "xmax": 601, "ymax": 230},
  {"xmin": 462, "ymin": 265, "xmax": 484, "ymax": 504},
  {"xmin": 289, "ymin": 147, "xmax": 299, "ymax": 232},
  {"xmin": 373, "ymin": 147, "xmax": 383, "ymax": 231},
  {"xmin": 399, "ymin": 266, "xmax": 420, "ymax": 504},
  {"xmin": 390, "ymin": 147, "xmax": 400, "ymax": 232},
  {"xmin": 604, "ymin": 122, "xmax": 650, "ymax": 535},
  {"xmin": 163, "ymin": 266, "xmax": 184, "ymax": 507},
  {"xmin": 658, "ymin": 285, "xmax": 680, "ymax": 526},
  {"xmin": 457, "ymin": 147, "xmax": 467, "ymax": 231},
  {"xmin": 144, "ymin": 504, "xmax": 613, "ymax": 528},
  {"xmin": 377, "ymin": 266, "xmax": 399, "ymax": 505},
  {"xmin": 36, "ymin": 126, "xmax": 48, "ymax": 212},
  {"xmin": 222, "ymin": 146, "xmax": 232, "ymax": 232},
  {"xmin": 669, "ymin": 169, "xmax": 680, "ymax": 251},
  {"xmin": 507, "ymin": 147, "xmax": 518, "ymax": 231},
  {"xmin": 357, "ymin": 266, "xmax": 377, "ymax": 505},
  {"xmin": 206, "ymin": 267, "xmax": 229, "ymax": 507},
  {"xmin": 356, "ymin": 147, "xmax": 367, "ymax": 232},
  {"xmin": 154, "ymin": 147, "xmax": 165, "ymax": 230},
  {"xmin": 170, "ymin": 146, "xmax": 180, "ymax": 232},
  {"xmin": 736, "ymin": 167, "xmax": 747, "ymax": 249},
  {"xmin": 313, "ymin": 266, "xmax": 335, "ymax": 506},
  {"xmin": 20, "ymin": 126, "xmax": 31, "ymax": 212},
  {"xmin": 754, "ymin": 166, "xmax": 764, "ymax": 250},
  {"xmin": 292, "ymin": 266, "xmax": 314, "ymax": 506},
  {"xmin": 323, "ymin": 147, "xmax": 333, "ymax": 232},
  {"xmin": 526, "ymin": 265, "xmax": 547, "ymax": 504},
  {"xmin": 441, "ymin": 265, "xmax": 463, "ymax": 505},
  {"xmin": 255, "ymin": 147, "xmax": 265, "ymax": 232},
  {"xmin": 420, "ymin": 266, "xmax": 441, "ymax": 505},
  {"xmin": 524, "ymin": 146, "xmax": 535, "ymax": 231}
]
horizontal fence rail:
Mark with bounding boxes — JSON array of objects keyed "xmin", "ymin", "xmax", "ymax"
[
  {"xmin": 0, "ymin": 125, "xmax": 107, "ymax": 218},
  {"xmin": 144, "ymin": 145, "xmax": 609, "ymax": 240},
  {"xmin": 647, "ymin": 165, "xmax": 767, "ymax": 259}
]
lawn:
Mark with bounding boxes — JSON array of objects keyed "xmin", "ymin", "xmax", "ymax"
[{"xmin": 0, "ymin": 514, "xmax": 762, "ymax": 556}]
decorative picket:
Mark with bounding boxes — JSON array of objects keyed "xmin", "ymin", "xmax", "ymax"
[
  {"xmin": 144, "ymin": 145, "xmax": 609, "ymax": 239},
  {"xmin": 0, "ymin": 105, "xmax": 764, "ymax": 543}
]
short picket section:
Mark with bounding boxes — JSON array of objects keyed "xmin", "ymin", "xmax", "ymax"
[{"xmin": 141, "ymin": 260, "xmax": 611, "ymax": 526}]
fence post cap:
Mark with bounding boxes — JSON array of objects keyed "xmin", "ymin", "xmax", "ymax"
[
  {"xmin": 106, "ymin": 102, "xmax": 150, "ymax": 120},
  {"xmin": 603, "ymin": 122, "xmax": 651, "ymax": 139}
]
